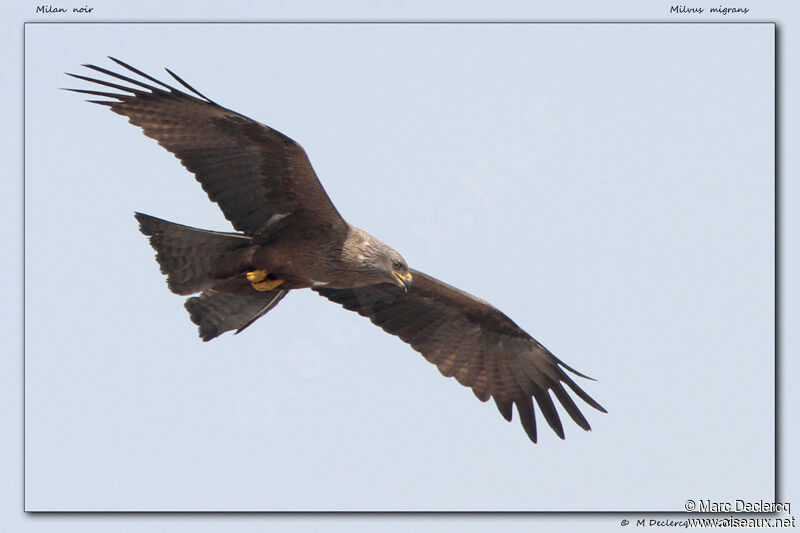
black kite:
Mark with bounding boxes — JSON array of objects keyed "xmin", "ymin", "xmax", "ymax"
[{"xmin": 67, "ymin": 58, "xmax": 606, "ymax": 443}]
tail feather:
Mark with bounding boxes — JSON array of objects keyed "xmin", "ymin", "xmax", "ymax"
[
  {"xmin": 185, "ymin": 280, "xmax": 288, "ymax": 341},
  {"xmin": 135, "ymin": 212, "xmax": 288, "ymax": 340},
  {"xmin": 135, "ymin": 212, "xmax": 251, "ymax": 295}
]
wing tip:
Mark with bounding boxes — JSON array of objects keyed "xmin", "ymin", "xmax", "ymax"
[
  {"xmin": 164, "ymin": 66, "xmax": 214, "ymax": 103},
  {"xmin": 493, "ymin": 397, "xmax": 513, "ymax": 422},
  {"xmin": 557, "ymin": 358, "xmax": 598, "ymax": 381},
  {"xmin": 107, "ymin": 56, "xmax": 133, "ymax": 71},
  {"xmin": 552, "ymin": 358, "xmax": 607, "ymax": 413}
]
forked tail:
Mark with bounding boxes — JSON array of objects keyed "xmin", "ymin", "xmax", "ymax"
[{"xmin": 135, "ymin": 212, "xmax": 288, "ymax": 340}]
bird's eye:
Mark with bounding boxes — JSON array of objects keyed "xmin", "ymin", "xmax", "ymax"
[{"xmin": 392, "ymin": 260, "xmax": 403, "ymax": 270}]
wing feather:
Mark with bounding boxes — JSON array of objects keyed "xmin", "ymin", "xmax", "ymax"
[
  {"xmin": 514, "ymin": 398, "xmax": 538, "ymax": 444},
  {"xmin": 315, "ymin": 269, "xmax": 605, "ymax": 442},
  {"xmin": 66, "ymin": 59, "xmax": 346, "ymax": 239}
]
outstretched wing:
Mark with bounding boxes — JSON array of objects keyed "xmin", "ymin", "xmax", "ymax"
[
  {"xmin": 315, "ymin": 270, "xmax": 606, "ymax": 443},
  {"xmin": 66, "ymin": 57, "xmax": 346, "ymax": 239}
]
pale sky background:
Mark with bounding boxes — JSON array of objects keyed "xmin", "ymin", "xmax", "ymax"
[
  {"xmin": 25, "ymin": 21, "xmax": 774, "ymax": 511},
  {"xmin": 3, "ymin": 1, "xmax": 796, "ymax": 532}
]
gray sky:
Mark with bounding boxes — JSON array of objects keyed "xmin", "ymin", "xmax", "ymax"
[{"xmin": 5, "ymin": 2, "xmax": 792, "ymax": 529}]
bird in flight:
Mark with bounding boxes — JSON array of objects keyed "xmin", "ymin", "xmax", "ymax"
[{"xmin": 67, "ymin": 58, "xmax": 606, "ymax": 443}]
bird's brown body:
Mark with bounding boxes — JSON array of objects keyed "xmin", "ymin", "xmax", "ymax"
[{"xmin": 217, "ymin": 224, "xmax": 406, "ymax": 291}]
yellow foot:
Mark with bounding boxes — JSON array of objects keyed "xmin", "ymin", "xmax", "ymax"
[
  {"xmin": 252, "ymin": 278, "xmax": 284, "ymax": 291},
  {"xmin": 246, "ymin": 269, "xmax": 269, "ymax": 283},
  {"xmin": 246, "ymin": 269, "xmax": 285, "ymax": 292}
]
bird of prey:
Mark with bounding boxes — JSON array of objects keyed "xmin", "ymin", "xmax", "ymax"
[{"xmin": 67, "ymin": 58, "xmax": 606, "ymax": 443}]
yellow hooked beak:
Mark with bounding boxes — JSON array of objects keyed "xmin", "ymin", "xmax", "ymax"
[{"xmin": 392, "ymin": 271, "xmax": 414, "ymax": 292}]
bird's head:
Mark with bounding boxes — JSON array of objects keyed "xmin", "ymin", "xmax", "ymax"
[
  {"xmin": 387, "ymin": 252, "xmax": 414, "ymax": 292},
  {"xmin": 348, "ymin": 227, "xmax": 413, "ymax": 291},
  {"xmin": 369, "ymin": 245, "xmax": 413, "ymax": 292}
]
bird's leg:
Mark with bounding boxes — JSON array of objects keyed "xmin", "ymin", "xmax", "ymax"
[{"xmin": 246, "ymin": 269, "xmax": 284, "ymax": 291}]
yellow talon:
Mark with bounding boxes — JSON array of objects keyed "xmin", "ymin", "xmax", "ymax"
[
  {"xmin": 251, "ymin": 278, "xmax": 284, "ymax": 292},
  {"xmin": 245, "ymin": 269, "xmax": 284, "ymax": 291},
  {"xmin": 246, "ymin": 269, "xmax": 269, "ymax": 283}
]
